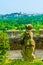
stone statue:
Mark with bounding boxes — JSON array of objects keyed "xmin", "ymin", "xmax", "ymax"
[{"xmin": 21, "ymin": 24, "xmax": 35, "ymax": 61}]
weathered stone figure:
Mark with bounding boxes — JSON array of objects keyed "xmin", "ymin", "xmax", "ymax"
[{"xmin": 21, "ymin": 24, "xmax": 35, "ymax": 61}]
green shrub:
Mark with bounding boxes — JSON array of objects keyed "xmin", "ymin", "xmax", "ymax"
[{"xmin": 0, "ymin": 31, "xmax": 10, "ymax": 65}]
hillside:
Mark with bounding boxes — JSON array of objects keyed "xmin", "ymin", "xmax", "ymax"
[{"xmin": 0, "ymin": 13, "xmax": 43, "ymax": 31}]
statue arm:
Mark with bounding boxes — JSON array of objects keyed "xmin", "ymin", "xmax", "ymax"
[{"xmin": 20, "ymin": 31, "xmax": 26, "ymax": 45}]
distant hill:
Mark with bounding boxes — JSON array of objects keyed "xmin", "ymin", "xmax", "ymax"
[
  {"xmin": 0, "ymin": 12, "xmax": 43, "ymax": 31},
  {"xmin": 0, "ymin": 12, "xmax": 21, "ymax": 18},
  {"xmin": 0, "ymin": 12, "xmax": 43, "ymax": 19}
]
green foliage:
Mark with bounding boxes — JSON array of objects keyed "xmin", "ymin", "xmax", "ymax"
[
  {"xmin": 0, "ymin": 31, "xmax": 10, "ymax": 64},
  {"xmin": 0, "ymin": 14, "xmax": 43, "ymax": 32},
  {"xmin": 5, "ymin": 59, "xmax": 43, "ymax": 65},
  {"xmin": 32, "ymin": 21, "xmax": 43, "ymax": 34}
]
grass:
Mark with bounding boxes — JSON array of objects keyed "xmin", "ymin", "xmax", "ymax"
[{"xmin": 4, "ymin": 58, "xmax": 43, "ymax": 65}]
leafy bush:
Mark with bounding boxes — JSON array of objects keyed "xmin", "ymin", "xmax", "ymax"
[{"xmin": 0, "ymin": 31, "xmax": 10, "ymax": 65}]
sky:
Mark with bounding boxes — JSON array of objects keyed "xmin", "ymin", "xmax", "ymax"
[{"xmin": 0, "ymin": 0, "xmax": 43, "ymax": 14}]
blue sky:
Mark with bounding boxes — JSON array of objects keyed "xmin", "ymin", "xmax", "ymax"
[{"xmin": 0, "ymin": 0, "xmax": 43, "ymax": 14}]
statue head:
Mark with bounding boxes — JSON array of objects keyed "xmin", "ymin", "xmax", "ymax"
[
  {"xmin": 25, "ymin": 24, "xmax": 33, "ymax": 39},
  {"xmin": 26, "ymin": 24, "xmax": 33, "ymax": 30}
]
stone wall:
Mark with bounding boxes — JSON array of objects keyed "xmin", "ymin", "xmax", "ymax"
[{"xmin": 7, "ymin": 29, "xmax": 43, "ymax": 50}]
